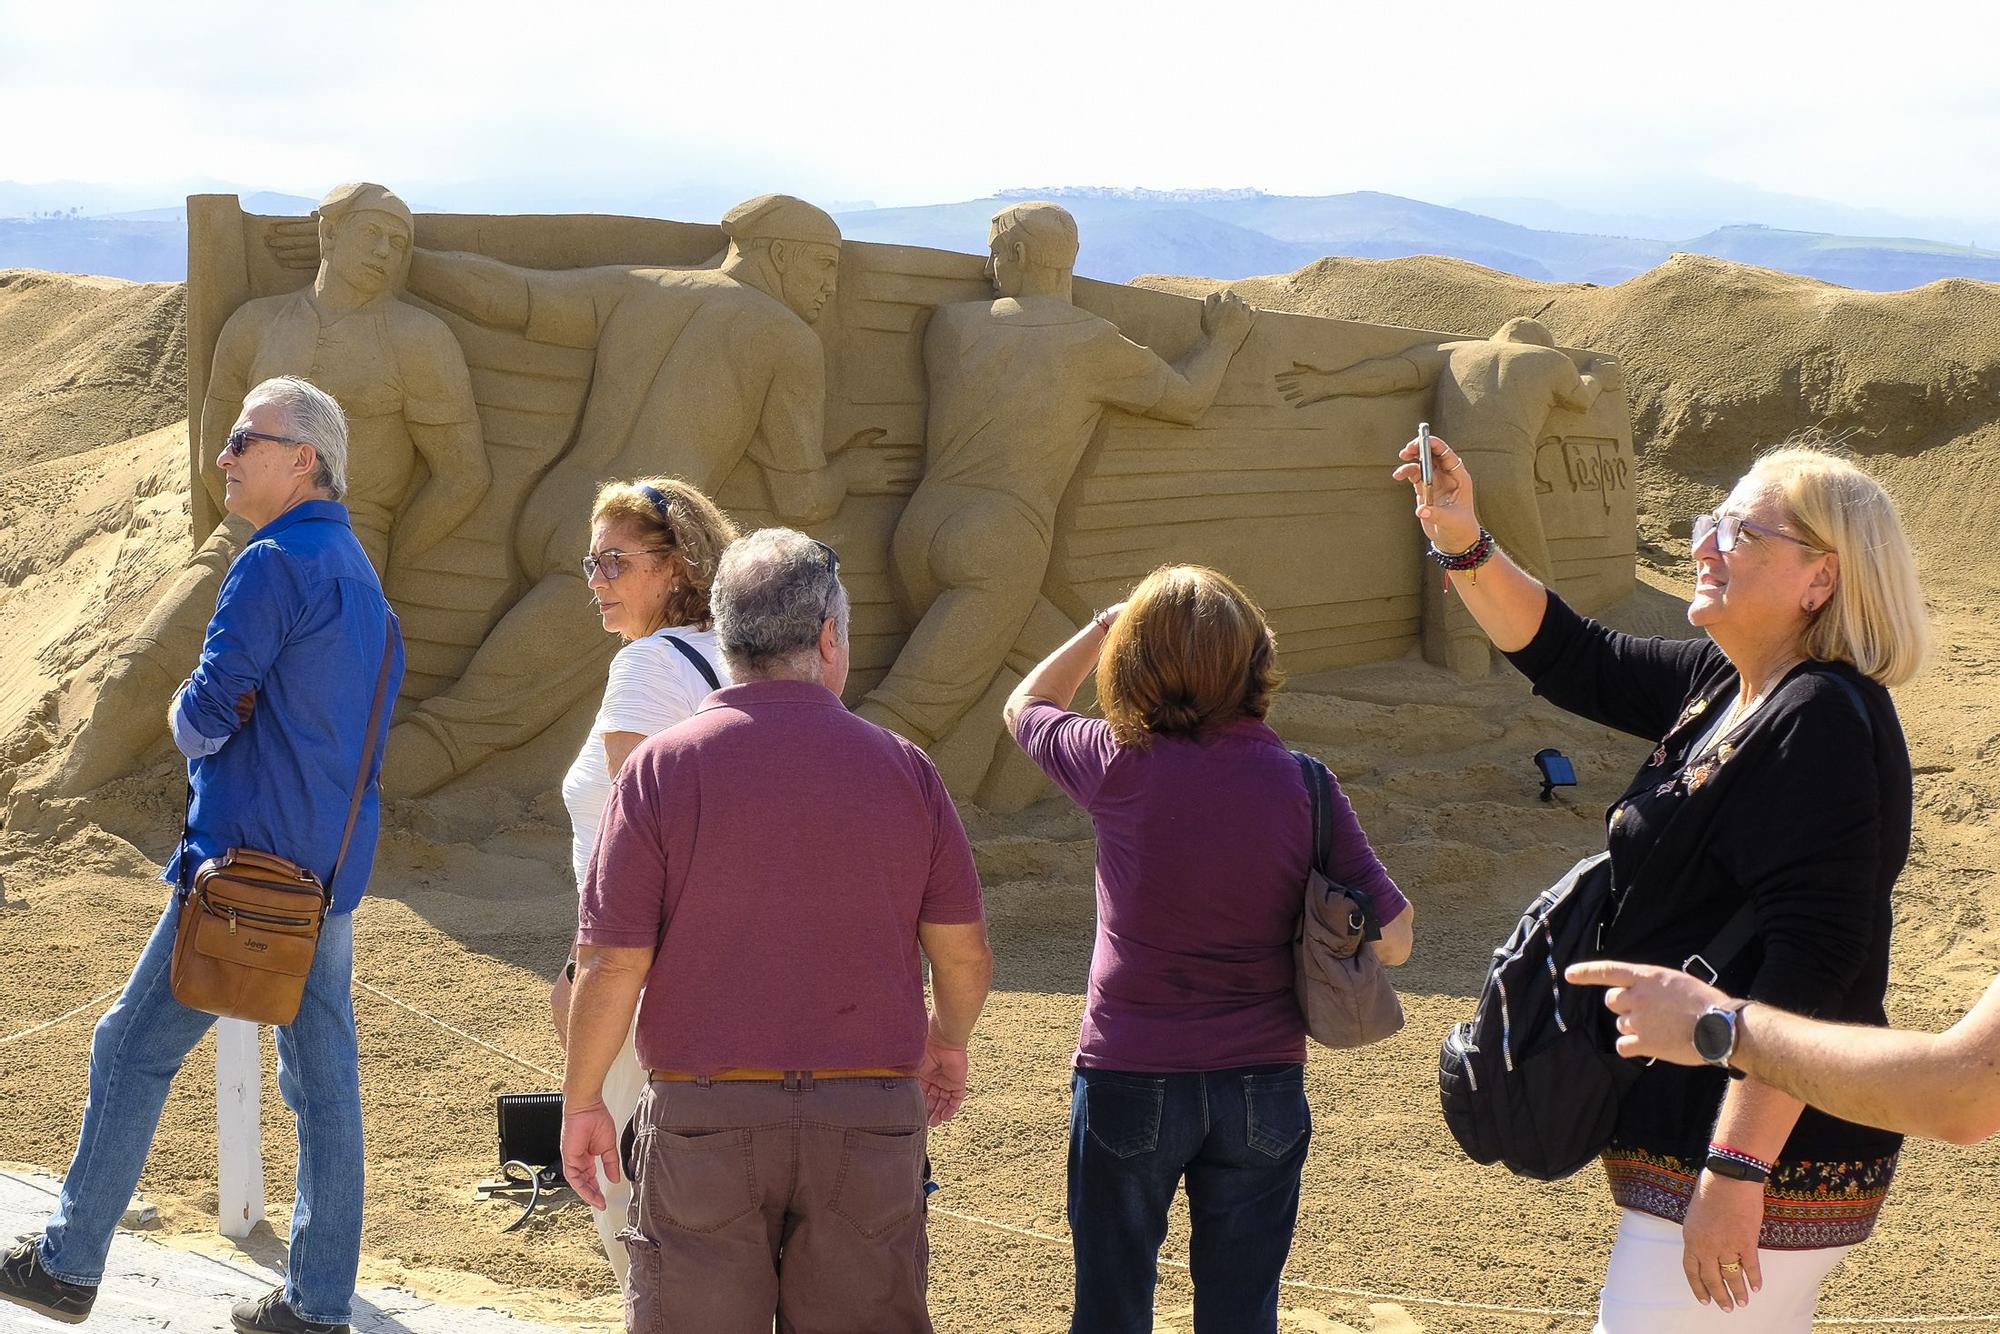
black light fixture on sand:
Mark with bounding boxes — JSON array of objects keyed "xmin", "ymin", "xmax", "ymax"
[{"xmin": 1534, "ymin": 748, "xmax": 1577, "ymax": 802}]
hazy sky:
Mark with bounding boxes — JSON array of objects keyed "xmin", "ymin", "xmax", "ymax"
[{"xmin": 5, "ymin": 0, "xmax": 1996, "ymax": 224}]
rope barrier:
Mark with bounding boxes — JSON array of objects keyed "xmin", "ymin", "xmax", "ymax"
[
  {"xmin": 0, "ymin": 988, "xmax": 121, "ymax": 1047},
  {"xmin": 352, "ymin": 979, "xmax": 559, "ymax": 1082},
  {"xmin": 13, "ymin": 981, "xmax": 2000, "ymax": 1326},
  {"xmin": 927, "ymin": 1203, "xmax": 2000, "ymax": 1326}
]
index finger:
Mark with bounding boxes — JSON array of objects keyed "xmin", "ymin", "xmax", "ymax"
[{"xmin": 1565, "ymin": 961, "xmax": 1645, "ymax": 988}]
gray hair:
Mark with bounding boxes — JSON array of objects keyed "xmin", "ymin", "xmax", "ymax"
[
  {"xmin": 243, "ymin": 376, "xmax": 349, "ymax": 500},
  {"xmin": 712, "ymin": 528, "xmax": 849, "ymax": 680}
]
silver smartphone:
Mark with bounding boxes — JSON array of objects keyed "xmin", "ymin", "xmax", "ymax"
[{"xmin": 1417, "ymin": 421, "xmax": 1434, "ymax": 505}]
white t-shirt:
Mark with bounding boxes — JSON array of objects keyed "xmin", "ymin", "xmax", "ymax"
[{"xmin": 561, "ymin": 628, "xmax": 728, "ymax": 885}]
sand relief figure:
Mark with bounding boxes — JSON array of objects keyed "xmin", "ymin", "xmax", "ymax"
[
  {"xmin": 375, "ymin": 194, "xmax": 912, "ymax": 795},
  {"xmin": 1275, "ymin": 318, "xmax": 1617, "ymax": 674},
  {"xmin": 50, "ymin": 189, "xmax": 1633, "ymax": 811},
  {"xmin": 854, "ymin": 203, "xmax": 1254, "ymax": 790},
  {"xmin": 50, "ymin": 183, "xmax": 487, "ymax": 796}
]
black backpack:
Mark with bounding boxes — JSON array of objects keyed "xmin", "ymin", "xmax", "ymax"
[{"xmin": 1437, "ymin": 851, "xmax": 1753, "ymax": 1181}]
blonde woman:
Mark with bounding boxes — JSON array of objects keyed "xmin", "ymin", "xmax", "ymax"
[
  {"xmin": 1005, "ymin": 565, "xmax": 1412, "ymax": 1334},
  {"xmin": 1396, "ymin": 437, "xmax": 1927, "ymax": 1331},
  {"xmin": 550, "ymin": 476, "xmax": 737, "ymax": 1283}
]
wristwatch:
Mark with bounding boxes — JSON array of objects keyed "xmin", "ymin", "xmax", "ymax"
[{"xmin": 1692, "ymin": 1002, "xmax": 1746, "ymax": 1068}]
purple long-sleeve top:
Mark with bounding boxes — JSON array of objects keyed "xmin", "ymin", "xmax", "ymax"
[{"xmin": 1012, "ymin": 701, "xmax": 1406, "ymax": 1072}]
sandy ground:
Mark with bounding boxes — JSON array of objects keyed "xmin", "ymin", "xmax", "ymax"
[{"xmin": 4, "ymin": 260, "xmax": 2000, "ymax": 1331}]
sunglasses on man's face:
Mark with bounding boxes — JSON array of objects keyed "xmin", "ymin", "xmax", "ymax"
[{"xmin": 224, "ymin": 427, "xmax": 304, "ymax": 459}]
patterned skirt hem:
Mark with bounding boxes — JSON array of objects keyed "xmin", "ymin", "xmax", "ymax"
[{"xmin": 1603, "ymin": 1147, "xmax": 1894, "ymax": 1251}]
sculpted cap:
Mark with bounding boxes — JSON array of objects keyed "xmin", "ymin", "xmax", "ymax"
[
  {"xmin": 319, "ymin": 181, "xmax": 414, "ymax": 233},
  {"xmin": 722, "ymin": 194, "xmax": 841, "ymax": 248}
]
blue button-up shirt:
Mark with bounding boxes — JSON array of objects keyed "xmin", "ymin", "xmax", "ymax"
[{"xmin": 165, "ymin": 500, "xmax": 404, "ymax": 914}]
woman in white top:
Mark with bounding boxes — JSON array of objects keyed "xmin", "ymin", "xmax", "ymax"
[{"xmin": 549, "ymin": 475, "xmax": 737, "ymax": 1283}]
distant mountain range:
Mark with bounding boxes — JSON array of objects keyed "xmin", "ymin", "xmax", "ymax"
[{"xmin": 5, "ymin": 181, "xmax": 1999, "ymax": 292}]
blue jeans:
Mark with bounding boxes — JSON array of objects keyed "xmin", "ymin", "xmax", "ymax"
[
  {"xmin": 1067, "ymin": 1063, "xmax": 1311, "ymax": 1334},
  {"xmin": 39, "ymin": 904, "xmax": 365, "ymax": 1325}
]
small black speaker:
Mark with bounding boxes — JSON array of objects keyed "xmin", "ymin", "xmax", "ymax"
[{"xmin": 496, "ymin": 1091, "xmax": 563, "ymax": 1168}]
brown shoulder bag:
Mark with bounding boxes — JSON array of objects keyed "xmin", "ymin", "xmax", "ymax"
[
  {"xmin": 169, "ymin": 626, "xmax": 392, "ymax": 1026},
  {"xmin": 1291, "ymin": 751, "xmax": 1405, "ymax": 1049}
]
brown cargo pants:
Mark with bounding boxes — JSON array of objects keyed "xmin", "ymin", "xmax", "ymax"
[{"xmin": 620, "ymin": 1074, "xmax": 932, "ymax": 1334}]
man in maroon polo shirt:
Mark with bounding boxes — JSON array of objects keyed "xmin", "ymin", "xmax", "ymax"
[{"xmin": 560, "ymin": 527, "xmax": 992, "ymax": 1333}]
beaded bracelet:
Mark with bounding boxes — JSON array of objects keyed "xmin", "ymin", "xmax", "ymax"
[
  {"xmin": 1430, "ymin": 528, "xmax": 1496, "ymax": 573},
  {"xmin": 1708, "ymin": 1141, "xmax": 1774, "ymax": 1176}
]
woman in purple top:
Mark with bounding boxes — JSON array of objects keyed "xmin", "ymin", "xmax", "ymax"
[{"xmin": 1006, "ymin": 564, "xmax": 1413, "ymax": 1334}]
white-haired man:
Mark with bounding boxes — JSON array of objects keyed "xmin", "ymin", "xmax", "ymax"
[
  {"xmin": 562, "ymin": 529, "xmax": 991, "ymax": 1332},
  {"xmin": 1, "ymin": 377, "xmax": 403, "ymax": 1334}
]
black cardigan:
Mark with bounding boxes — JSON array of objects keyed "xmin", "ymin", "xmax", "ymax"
[{"xmin": 1506, "ymin": 591, "xmax": 1910, "ymax": 1164}]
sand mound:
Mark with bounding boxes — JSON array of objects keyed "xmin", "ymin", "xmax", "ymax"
[
  {"xmin": 0, "ymin": 269, "xmax": 186, "ymax": 473},
  {"xmin": 1140, "ymin": 253, "xmax": 2000, "ymax": 579}
]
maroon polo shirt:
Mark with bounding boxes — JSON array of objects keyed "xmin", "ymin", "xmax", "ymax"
[{"xmin": 579, "ymin": 678, "xmax": 985, "ymax": 1073}]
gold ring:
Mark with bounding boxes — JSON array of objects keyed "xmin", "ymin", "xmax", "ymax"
[{"xmin": 1719, "ymin": 1261, "xmax": 1743, "ymax": 1274}]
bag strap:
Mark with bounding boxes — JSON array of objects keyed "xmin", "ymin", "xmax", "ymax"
[
  {"xmin": 1292, "ymin": 751, "xmax": 1332, "ymax": 875},
  {"xmin": 327, "ymin": 613, "xmax": 395, "ymax": 899},
  {"xmin": 658, "ymin": 632, "xmax": 722, "ymax": 693}
]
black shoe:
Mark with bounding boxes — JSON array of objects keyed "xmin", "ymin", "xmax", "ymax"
[
  {"xmin": 230, "ymin": 1287, "xmax": 349, "ymax": 1334},
  {"xmin": 0, "ymin": 1238, "xmax": 96, "ymax": 1324}
]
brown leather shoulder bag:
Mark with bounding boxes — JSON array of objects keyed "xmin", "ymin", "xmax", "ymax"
[{"xmin": 169, "ymin": 624, "xmax": 392, "ymax": 1025}]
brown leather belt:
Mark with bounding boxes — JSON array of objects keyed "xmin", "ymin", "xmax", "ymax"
[{"xmin": 649, "ymin": 1067, "xmax": 910, "ymax": 1083}]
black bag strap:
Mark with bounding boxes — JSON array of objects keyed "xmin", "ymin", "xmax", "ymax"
[
  {"xmin": 1292, "ymin": 751, "xmax": 1332, "ymax": 875},
  {"xmin": 658, "ymin": 632, "xmax": 722, "ymax": 693}
]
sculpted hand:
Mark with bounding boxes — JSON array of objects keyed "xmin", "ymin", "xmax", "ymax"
[
  {"xmin": 1274, "ymin": 362, "xmax": 1335, "ymax": 408},
  {"xmin": 1565, "ymin": 960, "xmax": 1728, "ymax": 1066},
  {"xmin": 1682, "ymin": 1170, "xmax": 1764, "ymax": 1311},
  {"xmin": 916, "ymin": 1032, "xmax": 970, "ymax": 1127},
  {"xmin": 560, "ymin": 1100, "xmax": 620, "ymax": 1210},
  {"xmin": 1391, "ymin": 433, "xmax": 1481, "ymax": 553},
  {"xmin": 838, "ymin": 444, "xmax": 923, "ymax": 496},
  {"xmin": 1202, "ymin": 289, "xmax": 1254, "ymax": 345},
  {"xmin": 264, "ymin": 218, "xmax": 320, "ymax": 272}
]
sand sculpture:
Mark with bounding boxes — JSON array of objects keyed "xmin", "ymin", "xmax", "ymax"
[
  {"xmin": 48, "ymin": 184, "xmax": 488, "ymax": 796},
  {"xmin": 852, "ymin": 203, "xmax": 1255, "ymax": 802},
  {"xmin": 1276, "ymin": 319, "xmax": 1619, "ymax": 675},
  {"xmin": 56, "ymin": 187, "xmax": 1635, "ymax": 811}
]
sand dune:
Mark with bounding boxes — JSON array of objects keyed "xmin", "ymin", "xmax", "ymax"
[{"xmin": 0, "ymin": 269, "xmax": 185, "ymax": 473}]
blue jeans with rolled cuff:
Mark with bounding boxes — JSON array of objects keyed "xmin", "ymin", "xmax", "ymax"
[
  {"xmin": 37, "ymin": 905, "xmax": 364, "ymax": 1326},
  {"xmin": 1067, "ymin": 1062, "xmax": 1311, "ymax": 1334}
]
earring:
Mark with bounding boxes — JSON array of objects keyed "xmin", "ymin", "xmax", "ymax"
[{"xmin": 1803, "ymin": 600, "xmax": 1817, "ymax": 614}]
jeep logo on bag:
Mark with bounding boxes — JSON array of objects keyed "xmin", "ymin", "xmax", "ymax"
[{"xmin": 244, "ymin": 939, "xmax": 269, "ymax": 953}]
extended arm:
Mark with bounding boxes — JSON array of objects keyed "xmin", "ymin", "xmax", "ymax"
[
  {"xmin": 406, "ymin": 250, "xmax": 533, "ymax": 330},
  {"xmin": 1149, "ymin": 290, "xmax": 1256, "ymax": 423},
  {"xmin": 1569, "ymin": 963, "xmax": 2000, "ymax": 1146},
  {"xmin": 1553, "ymin": 356, "xmax": 1617, "ymax": 415},
  {"xmin": 1276, "ymin": 345, "xmax": 1441, "ymax": 410},
  {"xmin": 1003, "ymin": 612, "xmax": 1109, "ymax": 729}
]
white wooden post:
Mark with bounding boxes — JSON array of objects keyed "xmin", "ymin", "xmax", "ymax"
[{"xmin": 215, "ymin": 1019, "xmax": 266, "ymax": 1239}]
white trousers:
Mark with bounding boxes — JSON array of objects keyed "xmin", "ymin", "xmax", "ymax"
[
  {"xmin": 589, "ymin": 1018, "xmax": 649, "ymax": 1286},
  {"xmin": 1595, "ymin": 1208, "xmax": 1853, "ymax": 1333}
]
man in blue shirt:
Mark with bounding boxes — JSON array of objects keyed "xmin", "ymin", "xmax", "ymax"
[{"xmin": 2, "ymin": 376, "xmax": 403, "ymax": 1334}]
